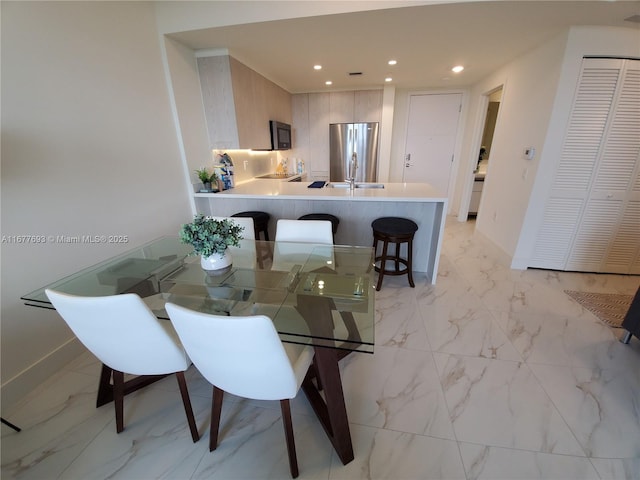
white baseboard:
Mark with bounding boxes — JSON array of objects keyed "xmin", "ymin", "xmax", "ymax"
[
  {"xmin": 1, "ymin": 337, "xmax": 85, "ymax": 410},
  {"xmin": 472, "ymin": 228, "xmax": 514, "ymax": 269},
  {"xmin": 510, "ymin": 256, "xmax": 530, "ymax": 270}
]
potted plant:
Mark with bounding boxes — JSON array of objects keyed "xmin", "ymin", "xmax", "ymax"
[
  {"xmin": 195, "ymin": 167, "xmax": 218, "ymax": 192},
  {"xmin": 179, "ymin": 214, "xmax": 243, "ymax": 273}
]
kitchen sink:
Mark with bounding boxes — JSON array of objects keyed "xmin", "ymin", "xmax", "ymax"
[{"xmin": 326, "ymin": 182, "xmax": 385, "ymax": 189}]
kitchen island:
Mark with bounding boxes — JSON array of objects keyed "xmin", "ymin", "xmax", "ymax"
[{"xmin": 194, "ymin": 180, "xmax": 448, "ymax": 283}]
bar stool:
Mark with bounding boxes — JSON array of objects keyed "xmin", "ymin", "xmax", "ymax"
[
  {"xmin": 231, "ymin": 211, "xmax": 270, "ymax": 241},
  {"xmin": 298, "ymin": 214, "xmax": 339, "ymax": 241},
  {"xmin": 371, "ymin": 217, "xmax": 418, "ymax": 291}
]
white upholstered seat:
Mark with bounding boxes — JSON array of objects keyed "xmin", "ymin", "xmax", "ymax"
[
  {"xmin": 45, "ymin": 289, "xmax": 199, "ymax": 442},
  {"xmin": 165, "ymin": 302, "xmax": 314, "ymax": 478}
]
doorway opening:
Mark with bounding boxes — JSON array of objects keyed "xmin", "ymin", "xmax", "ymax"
[{"xmin": 468, "ymin": 87, "xmax": 502, "ymax": 218}]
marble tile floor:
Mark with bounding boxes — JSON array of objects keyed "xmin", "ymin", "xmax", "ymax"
[{"xmin": 2, "ymin": 217, "xmax": 639, "ymax": 479}]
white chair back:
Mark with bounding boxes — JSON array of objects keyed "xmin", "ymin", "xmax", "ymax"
[
  {"xmin": 275, "ymin": 219, "xmax": 333, "ymax": 245},
  {"xmin": 165, "ymin": 302, "xmax": 312, "ymax": 400},
  {"xmin": 273, "ymin": 219, "xmax": 335, "ymax": 271},
  {"xmin": 45, "ymin": 289, "xmax": 189, "ymax": 375}
]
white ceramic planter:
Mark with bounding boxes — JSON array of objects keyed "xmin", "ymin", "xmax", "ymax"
[{"xmin": 201, "ymin": 250, "xmax": 232, "ymax": 275}]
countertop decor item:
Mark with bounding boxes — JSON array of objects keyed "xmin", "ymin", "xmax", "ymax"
[
  {"xmin": 179, "ymin": 214, "xmax": 243, "ymax": 274},
  {"xmin": 195, "ymin": 167, "xmax": 218, "ymax": 193}
]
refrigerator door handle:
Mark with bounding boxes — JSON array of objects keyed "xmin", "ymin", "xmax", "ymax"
[{"xmin": 405, "ymin": 153, "xmax": 411, "ymax": 167}]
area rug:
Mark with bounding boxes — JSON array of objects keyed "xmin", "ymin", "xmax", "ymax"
[{"xmin": 564, "ymin": 290, "xmax": 633, "ymax": 328}]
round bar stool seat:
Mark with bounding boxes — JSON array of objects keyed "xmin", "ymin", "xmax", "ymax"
[
  {"xmin": 298, "ymin": 214, "xmax": 340, "ymax": 236},
  {"xmin": 231, "ymin": 211, "xmax": 270, "ymax": 241},
  {"xmin": 371, "ymin": 217, "xmax": 418, "ymax": 291}
]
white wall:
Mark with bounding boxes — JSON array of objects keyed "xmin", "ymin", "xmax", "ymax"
[
  {"xmin": 1, "ymin": 2, "xmax": 192, "ymax": 406},
  {"xmin": 512, "ymin": 26, "xmax": 640, "ymax": 268},
  {"xmin": 457, "ymin": 32, "xmax": 569, "ymax": 258},
  {"xmin": 162, "ymin": 36, "xmax": 212, "ymax": 210}
]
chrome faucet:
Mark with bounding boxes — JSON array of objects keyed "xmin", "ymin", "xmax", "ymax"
[{"xmin": 347, "ymin": 152, "xmax": 358, "ymax": 190}]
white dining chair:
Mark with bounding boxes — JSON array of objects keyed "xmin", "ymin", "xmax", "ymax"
[
  {"xmin": 273, "ymin": 219, "xmax": 334, "ymax": 272},
  {"xmin": 275, "ymin": 219, "xmax": 333, "ymax": 244},
  {"xmin": 165, "ymin": 302, "xmax": 314, "ymax": 478},
  {"xmin": 45, "ymin": 289, "xmax": 199, "ymax": 442}
]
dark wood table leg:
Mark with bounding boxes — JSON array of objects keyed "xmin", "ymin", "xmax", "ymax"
[
  {"xmin": 302, "ymin": 345, "xmax": 354, "ymax": 464},
  {"xmin": 95, "ymin": 363, "xmax": 168, "ymax": 408},
  {"xmin": 296, "ymin": 294, "xmax": 355, "ymax": 465}
]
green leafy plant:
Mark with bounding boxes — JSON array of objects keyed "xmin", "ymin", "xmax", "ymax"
[
  {"xmin": 195, "ymin": 167, "xmax": 218, "ymax": 184},
  {"xmin": 179, "ymin": 214, "xmax": 243, "ymax": 257}
]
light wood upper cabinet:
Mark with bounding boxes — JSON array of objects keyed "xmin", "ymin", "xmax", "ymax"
[
  {"xmin": 328, "ymin": 90, "xmax": 383, "ymax": 124},
  {"xmin": 197, "ymin": 56, "xmax": 239, "ymax": 149},
  {"xmin": 354, "ymin": 90, "xmax": 383, "ymax": 123},
  {"xmin": 308, "ymin": 93, "xmax": 331, "ymax": 178},
  {"xmin": 198, "ymin": 55, "xmax": 292, "ymax": 150},
  {"xmin": 291, "ymin": 90, "xmax": 382, "ymax": 180},
  {"xmin": 330, "ymin": 91, "xmax": 355, "ymax": 123}
]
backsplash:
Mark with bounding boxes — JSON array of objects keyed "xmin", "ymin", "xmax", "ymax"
[{"xmin": 192, "ymin": 150, "xmax": 305, "ymax": 192}]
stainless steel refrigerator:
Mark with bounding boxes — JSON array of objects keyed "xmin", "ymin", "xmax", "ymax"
[{"xmin": 329, "ymin": 122, "xmax": 379, "ymax": 183}]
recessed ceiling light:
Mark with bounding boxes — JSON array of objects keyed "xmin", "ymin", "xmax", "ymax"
[
  {"xmin": 325, "ymin": 80, "xmax": 332, "ymax": 85},
  {"xmin": 452, "ymin": 65, "xmax": 464, "ymax": 73},
  {"xmin": 314, "ymin": 65, "xmax": 322, "ymax": 70},
  {"xmin": 388, "ymin": 60, "xmax": 397, "ymax": 65},
  {"xmin": 385, "ymin": 77, "xmax": 393, "ymax": 82}
]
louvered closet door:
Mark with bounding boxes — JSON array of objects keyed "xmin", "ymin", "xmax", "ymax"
[
  {"xmin": 531, "ymin": 58, "xmax": 622, "ymax": 270},
  {"xmin": 531, "ymin": 58, "xmax": 640, "ymax": 274},
  {"xmin": 567, "ymin": 59, "xmax": 640, "ymax": 274},
  {"xmin": 606, "ymin": 63, "xmax": 640, "ymax": 274}
]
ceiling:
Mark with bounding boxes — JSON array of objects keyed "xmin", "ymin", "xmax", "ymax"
[{"xmin": 167, "ymin": 1, "xmax": 640, "ymax": 93}]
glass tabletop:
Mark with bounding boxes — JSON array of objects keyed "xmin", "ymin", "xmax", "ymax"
[{"xmin": 22, "ymin": 236, "xmax": 376, "ymax": 353}]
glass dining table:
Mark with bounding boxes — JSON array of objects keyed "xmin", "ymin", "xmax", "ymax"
[{"xmin": 22, "ymin": 236, "xmax": 376, "ymax": 465}]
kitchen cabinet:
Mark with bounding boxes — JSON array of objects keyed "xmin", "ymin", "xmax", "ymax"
[
  {"xmin": 292, "ymin": 90, "xmax": 382, "ymax": 181},
  {"xmin": 290, "ymin": 92, "xmax": 330, "ymax": 181},
  {"xmin": 329, "ymin": 90, "xmax": 383, "ymax": 124},
  {"xmin": 354, "ymin": 90, "xmax": 383, "ymax": 123},
  {"xmin": 197, "ymin": 55, "xmax": 292, "ymax": 150},
  {"xmin": 469, "ymin": 178, "xmax": 484, "ymax": 215},
  {"xmin": 329, "ymin": 91, "xmax": 354, "ymax": 123},
  {"xmin": 308, "ymin": 93, "xmax": 330, "ymax": 180}
]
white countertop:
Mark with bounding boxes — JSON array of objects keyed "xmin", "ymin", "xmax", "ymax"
[{"xmin": 195, "ymin": 179, "xmax": 447, "ymax": 202}]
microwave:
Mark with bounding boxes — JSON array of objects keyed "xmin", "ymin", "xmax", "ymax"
[{"xmin": 270, "ymin": 120, "xmax": 291, "ymax": 150}]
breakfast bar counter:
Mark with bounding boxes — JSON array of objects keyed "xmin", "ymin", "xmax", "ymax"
[
  {"xmin": 194, "ymin": 180, "xmax": 448, "ymax": 283},
  {"xmin": 196, "ymin": 179, "xmax": 447, "ymax": 202}
]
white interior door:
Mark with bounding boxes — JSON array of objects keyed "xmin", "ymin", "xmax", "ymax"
[{"xmin": 403, "ymin": 93, "xmax": 462, "ymax": 195}]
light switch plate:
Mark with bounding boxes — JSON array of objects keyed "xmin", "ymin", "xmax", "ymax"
[{"xmin": 524, "ymin": 147, "xmax": 535, "ymax": 160}]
